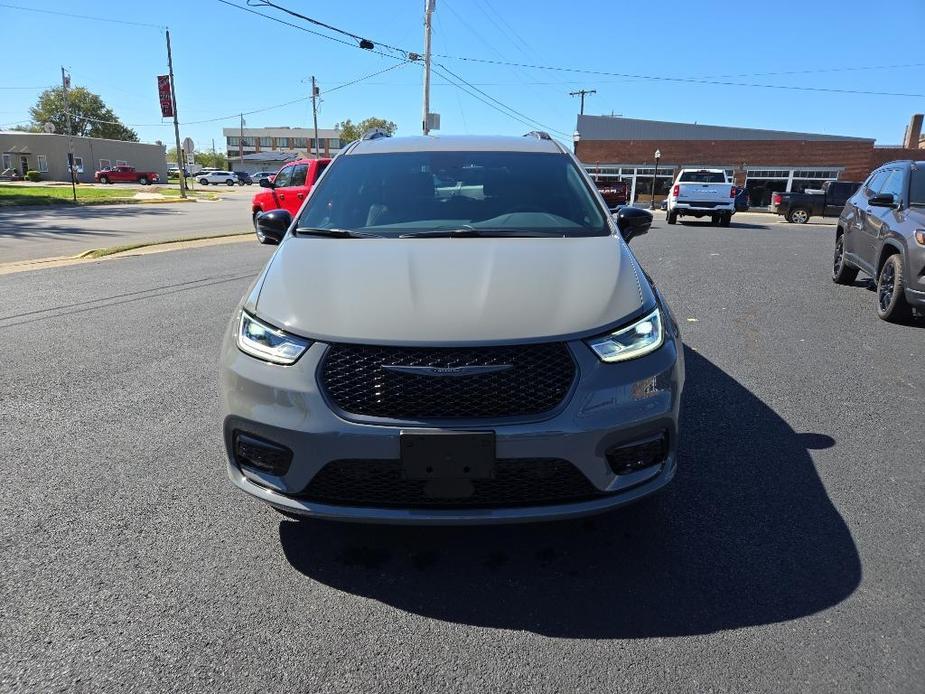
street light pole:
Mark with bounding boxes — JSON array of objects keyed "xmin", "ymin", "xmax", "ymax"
[{"xmin": 649, "ymin": 151, "xmax": 660, "ymax": 209}]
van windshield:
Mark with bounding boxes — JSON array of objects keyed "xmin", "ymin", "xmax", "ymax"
[
  {"xmin": 679, "ymin": 171, "xmax": 726, "ymax": 183},
  {"xmin": 296, "ymin": 151, "xmax": 608, "ymax": 237}
]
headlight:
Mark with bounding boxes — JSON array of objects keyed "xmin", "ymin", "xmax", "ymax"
[
  {"xmin": 586, "ymin": 308, "xmax": 664, "ymax": 363},
  {"xmin": 236, "ymin": 311, "xmax": 310, "ymax": 365}
]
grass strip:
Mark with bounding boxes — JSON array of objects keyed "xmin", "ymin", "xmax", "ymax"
[{"xmin": 77, "ymin": 232, "xmax": 251, "ymax": 259}]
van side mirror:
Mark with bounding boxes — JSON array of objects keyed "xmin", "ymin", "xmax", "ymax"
[
  {"xmin": 868, "ymin": 193, "xmax": 897, "ymax": 208},
  {"xmin": 614, "ymin": 206, "xmax": 653, "ymax": 243},
  {"xmin": 259, "ymin": 177, "xmax": 274, "ymax": 189},
  {"xmin": 255, "ymin": 209, "xmax": 291, "ymax": 244}
]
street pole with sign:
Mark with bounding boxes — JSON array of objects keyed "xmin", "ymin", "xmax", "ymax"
[
  {"xmin": 61, "ymin": 67, "xmax": 76, "ymax": 202},
  {"xmin": 164, "ymin": 30, "xmax": 187, "ymax": 199},
  {"xmin": 650, "ymin": 149, "xmax": 661, "ymax": 210}
]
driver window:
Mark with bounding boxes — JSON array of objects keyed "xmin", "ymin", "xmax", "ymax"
[
  {"xmin": 273, "ymin": 166, "xmax": 293, "ymax": 187},
  {"xmin": 878, "ymin": 169, "xmax": 904, "ymax": 203},
  {"xmin": 289, "ymin": 164, "xmax": 308, "ymax": 187},
  {"xmin": 864, "ymin": 170, "xmax": 888, "ymax": 197}
]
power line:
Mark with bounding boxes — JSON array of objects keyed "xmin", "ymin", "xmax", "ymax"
[
  {"xmin": 433, "ymin": 64, "xmax": 567, "ymax": 136},
  {"xmin": 432, "ymin": 54, "xmax": 925, "ymax": 99},
  {"xmin": 244, "ymin": 0, "xmax": 408, "ymax": 57},
  {"xmin": 187, "ymin": 60, "xmax": 413, "ymax": 124},
  {"xmin": 320, "ymin": 60, "xmax": 414, "ymax": 96},
  {"xmin": 0, "ymin": 2, "xmax": 165, "ymax": 29},
  {"xmin": 215, "ymin": 0, "xmax": 407, "ymax": 61},
  {"xmin": 696, "ymin": 62, "xmax": 925, "ymax": 80}
]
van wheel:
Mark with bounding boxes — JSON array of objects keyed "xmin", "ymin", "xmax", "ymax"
[
  {"xmin": 832, "ymin": 234, "xmax": 858, "ymax": 285},
  {"xmin": 667, "ymin": 210, "xmax": 677, "ymax": 225},
  {"xmin": 788, "ymin": 207, "xmax": 810, "ymax": 224},
  {"xmin": 876, "ymin": 254, "xmax": 912, "ymax": 323}
]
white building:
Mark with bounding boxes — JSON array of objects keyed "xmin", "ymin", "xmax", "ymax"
[{"xmin": 223, "ymin": 126, "xmax": 343, "ymax": 168}]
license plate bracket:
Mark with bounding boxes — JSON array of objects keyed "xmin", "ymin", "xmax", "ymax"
[{"xmin": 400, "ymin": 431, "xmax": 496, "ymax": 480}]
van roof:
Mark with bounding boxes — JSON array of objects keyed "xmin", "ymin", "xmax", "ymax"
[{"xmin": 347, "ymin": 135, "xmax": 565, "ymax": 155}]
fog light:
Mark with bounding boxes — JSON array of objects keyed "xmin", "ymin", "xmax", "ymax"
[
  {"xmin": 606, "ymin": 432, "xmax": 668, "ymax": 475},
  {"xmin": 234, "ymin": 432, "xmax": 293, "ymax": 476}
]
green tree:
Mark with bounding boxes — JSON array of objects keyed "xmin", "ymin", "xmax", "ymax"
[
  {"xmin": 166, "ymin": 147, "xmax": 228, "ymax": 170},
  {"xmin": 334, "ymin": 117, "xmax": 398, "ymax": 143},
  {"xmin": 193, "ymin": 151, "xmax": 229, "ymax": 169},
  {"xmin": 27, "ymin": 86, "xmax": 139, "ymax": 142}
]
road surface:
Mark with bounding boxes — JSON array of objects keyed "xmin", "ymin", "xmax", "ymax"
[{"xmin": 1, "ymin": 217, "xmax": 921, "ymax": 692}]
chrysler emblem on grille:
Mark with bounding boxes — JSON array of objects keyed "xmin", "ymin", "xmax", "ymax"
[{"xmin": 382, "ymin": 364, "xmax": 513, "ymax": 377}]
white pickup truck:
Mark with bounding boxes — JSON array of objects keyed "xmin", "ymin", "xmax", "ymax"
[{"xmin": 666, "ymin": 168, "xmax": 736, "ymax": 226}]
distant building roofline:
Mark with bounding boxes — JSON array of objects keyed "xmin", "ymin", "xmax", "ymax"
[{"xmin": 576, "ymin": 114, "xmax": 874, "ymax": 143}]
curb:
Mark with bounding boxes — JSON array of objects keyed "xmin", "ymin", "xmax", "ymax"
[
  {"xmin": 0, "ymin": 196, "xmax": 210, "ymax": 211},
  {"xmin": 0, "ymin": 232, "xmax": 253, "ymax": 276}
]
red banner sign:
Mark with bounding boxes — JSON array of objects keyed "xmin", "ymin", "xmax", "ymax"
[{"xmin": 157, "ymin": 75, "xmax": 173, "ymax": 118}]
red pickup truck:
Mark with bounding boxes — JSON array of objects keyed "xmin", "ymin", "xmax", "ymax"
[
  {"xmin": 592, "ymin": 179, "xmax": 628, "ymax": 210},
  {"xmin": 251, "ymin": 158, "xmax": 330, "ymax": 243},
  {"xmin": 95, "ymin": 166, "xmax": 160, "ymax": 185}
]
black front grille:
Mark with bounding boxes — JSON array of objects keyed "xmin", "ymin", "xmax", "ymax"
[
  {"xmin": 300, "ymin": 458, "xmax": 604, "ymax": 508},
  {"xmin": 320, "ymin": 343, "xmax": 576, "ymax": 420}
]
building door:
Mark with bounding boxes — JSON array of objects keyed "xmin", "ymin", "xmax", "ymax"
[{"xmin": 20, "ymin": 156, "xmax": 29, "ymax": 175}]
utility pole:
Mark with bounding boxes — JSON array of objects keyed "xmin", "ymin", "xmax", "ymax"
[
  {"xmin": 421, "ymin": 0, "xmax": 435, "ymax": 135},
  {"xmin": 61, "ymin": 67, "xmax": 76, "ymax": 202},
  {"xmin": 569, "ymin": 88, "xmax": 596, "ymax": 115},
  {"xmin": 311, "ymin": 76, "xmax": 320, "ymax": 158},
  {"xmin": 238, "ymin": 114, "xmax": 244, "ymax": 168},
  {"xmin": 165, "ymin": 29, "xmax": 187, "ymax": 198}
]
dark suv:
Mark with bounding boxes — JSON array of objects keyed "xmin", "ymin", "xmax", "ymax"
[{"xmin": 833, "ymin": 160, "xmax": 925, "ymax": 322}]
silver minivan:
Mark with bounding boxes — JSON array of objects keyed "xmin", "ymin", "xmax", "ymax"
[{"xmin": 220, "ymin": 133, "xmax": 684, "ymax": 524}]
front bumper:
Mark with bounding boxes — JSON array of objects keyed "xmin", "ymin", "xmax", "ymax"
[
  {"xmin": 220, "ymin": 319, "xmax": 685, "ymax": 524},
  {"xmin": 906, "ymin": 242, "xmax": 925, "ymax": 308}
]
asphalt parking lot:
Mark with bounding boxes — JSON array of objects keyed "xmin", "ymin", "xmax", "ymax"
[{"xmin": 1, "ymin": 215, "xmax": 922, "ymax": 692}]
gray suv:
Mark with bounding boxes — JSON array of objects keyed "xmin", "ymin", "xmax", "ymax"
[
  {"xmin": 834, "ymin": 160, "xmax": 925, "ymax": 322},
  {"xmin": 220, "ymin": 133, "xmax": 684, "ymax": 523}
]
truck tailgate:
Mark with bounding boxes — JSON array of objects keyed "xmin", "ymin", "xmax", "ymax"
[{"xmin": 677, "ymin": 183, "xmax": 730, "ymax": 203}]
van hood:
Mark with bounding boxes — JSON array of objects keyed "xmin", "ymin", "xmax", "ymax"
[{"xmin": 254, "ymin": 236, "xmax": 649, "ymax": 345}]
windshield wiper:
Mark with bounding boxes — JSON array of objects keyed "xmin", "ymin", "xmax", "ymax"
[
  {"xmin": 399, "ymin": 228, "xmax": 566, "ymax": 238},
  {"xmin": 294, "ymin": 227, "xmax": 382, "ymax": 238}
]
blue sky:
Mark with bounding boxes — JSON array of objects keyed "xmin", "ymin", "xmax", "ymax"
[{"xmin": 2, "ymin": 0, "xmax": 923, "ymax": 151}]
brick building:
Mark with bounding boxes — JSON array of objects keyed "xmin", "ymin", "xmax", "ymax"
[{"xmin": 575, "ymin": 114, "xmax": 924, "ymax": 207}]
